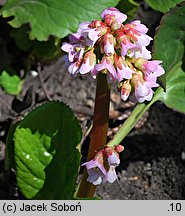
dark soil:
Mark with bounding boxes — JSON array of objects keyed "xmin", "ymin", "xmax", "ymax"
[{"xmin": 0, "ymin": 1, "xmax": 185, "ymax": 200}]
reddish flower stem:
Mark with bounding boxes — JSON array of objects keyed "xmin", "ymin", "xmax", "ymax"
[{"xmin": 77, "ymin": 72, "xmax": 110, "ymax": 198}]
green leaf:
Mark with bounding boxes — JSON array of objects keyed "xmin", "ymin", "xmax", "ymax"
[
  {"xmin": 13, "ymin": 101, "xmax": 82, "ymax": 199},
  {"xmin": 145, "ymin": 0, "xmax": 183, "ymax": 13},
  {"xmin": 161, "ymin": 67, "xmax": 185, "ymax": 113},
  {"xmin": 117, "ymin": 0, "xmax": 139, "ymax": 21},
  {"xmin": 0, "ymin": 70, "xmax": 23, "ymax": 95},
  {"xmin": 153, "ymin": 2, "xmax": 185, "ymax": 75},
  {"xmin": 0, "ymin": 0, "xmax": 120, "ymax": 41},
  {"xmin": 153, "ymin": 2, "xmax": 185, "ymax": 113}
]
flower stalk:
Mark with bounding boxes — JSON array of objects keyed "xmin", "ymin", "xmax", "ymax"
[{"xmin": 77, "ymin": 72, "xmax": 110, "ymax": 197}]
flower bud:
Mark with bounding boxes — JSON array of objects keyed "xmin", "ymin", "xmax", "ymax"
[
  {"xmin": 89, "ymin": 20, "xmax": 104, "ymax": 28},
  {"xmin": 131, "ymin": 70, "xmax": 144, "ymax": 87},
  {"xmin": 114, "ymin": 145, "xmax": 124, "ymax": 153},
  {"xmin": 133, "ymin": 57, "xmax": 147, "ymax": 70},
  {"xmin": 104, "ymin": 14, "xmax": 115, "ymax": 26},
  {"xmin": 120, "ymin": 80, "xmax": 132, "ymax": 101},
  {"xmin": 111, "ymin": 20, "xmax": 122, "ymax": 30}
]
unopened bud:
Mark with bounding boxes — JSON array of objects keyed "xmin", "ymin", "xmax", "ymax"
[
  {"xmin": 119, "ymin": 80, "xmax": 132, "ymax": 101},
  {"xmin": 89, "ymin": 20, "xmax": 104, "ymax": 28},
  {"xmin": 111, "ymin": 21, "xmax": 122, "ymax": 30},
  {"xmin": 131, "ymin": 71, "xmax": 144, "ymax": 87},
  {"xmin": 114, "ymin": 145, "xmax": 124, "ymax": 153},
  {"xmin": 116, "ymin": 30, "xmax": 127, "ymax": 45},
  {"xmin": 104, "ymin": 14, "xmax": 115, "ymax": 26},
  {"xmin": 134, "ymin": 57, "xmax": 147, "ymax": 70}
]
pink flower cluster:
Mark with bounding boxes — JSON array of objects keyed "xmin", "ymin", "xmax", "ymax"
[
  {"xmin": 61, "ymin": 7, "xmax": 165, "ymax": 103},
  {"xmin": 82, "ymin": 145, "xmax": 124, "ymax": 185}
]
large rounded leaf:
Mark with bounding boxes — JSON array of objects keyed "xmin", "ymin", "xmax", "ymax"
[
  {"xmin": 14, "ymin": 101, "xmax": 82, "ymax": 199},
  {"xmin": 0, "ymin": 0, "xmax": 120, "ymax": 41},
  {"xmin": 145, "ymin": 0, "xmax": 182, "ymax": 13},
  {"xmin": 153, "ymin": 2, "xmax": 185, "ymax": 113},
  {"xmin": 153, "ymin": 2, "xmax": 185, "ymax": 77},
  {"xmin": 161, "ymin": 67, "xmax": 185, "ymax": 113}
]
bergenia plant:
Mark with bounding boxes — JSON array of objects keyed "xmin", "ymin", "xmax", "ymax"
[
  {"xmin": 61, "ymin": 7, "xmax": 165, "ymax": 197},
  {"xmin": 4, "ymin": 1, "xmax": 185, "ymax": 200}
]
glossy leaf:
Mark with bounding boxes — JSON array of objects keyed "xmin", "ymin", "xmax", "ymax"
[
  {"xmin": 14, "ymin": 101, "xmax": 82, "ymax": 199},
  {"xmin": 161, "ymin": 67, "xmax": 185, "ymax": 113},
  {"xmin": 153, "ymin": 2, "xmax": 185, "ymax": 113},
  {"xmin": 0, "ymin": 0, "xmax": 120, "ymax": 41},
  {"xmin": 0, "ymin": 70, "xmax": 23, "ymax": 95},
  {"xmin": 153, "ymin": 2, "xmax": 185, "ymax": 76},
  {"xmin": 145, "ymin": 0, "xmax": 182, "ymax": 13}
]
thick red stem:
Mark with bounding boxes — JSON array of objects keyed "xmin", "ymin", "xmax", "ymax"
[{"xmin": 77, "ymin": 73, "xmax": 110, "ymax": 198}]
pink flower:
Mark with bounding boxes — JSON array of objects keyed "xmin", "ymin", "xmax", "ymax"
[
  {"xmin": 82, "ymin": 146, "xmax": 124, "ymax": 185},
  {"xmin": 130, "ymin": 72, "xmax": 155, "ymax": 103},
  {"xmin": 68, "ymin": 58, "xmax": 83, "ymax": 75},
  {"xmin": 82, "ymin": 151, "xmax": 106, "ymax": 185},
  {"xmin": 82, "ymin": 151, "xmax": 107, "ymax": 185},
  {"xmin": 62, "ymin": 44, "xmax": 84, "ymax": 75},
  {"xmin": 68, "ymin": 33, "xmax": 83, "ymax": 43},
  {"xmin": 114, "ymin": 55, "xmax": 134, "ymax": 81},
  {"xmin": 101, "ymin": 7, "xmax": 127, "ymax": 24},
  {"xmin": 79, "ymin": 20, "xmax": 108, "ymax": 47},
  {"xmin": 143, "ymin": 60, "xmax": 165, "ymax": 77},
  {"xmin": 103, "ymin": 148, "xmax": 121, "ymax": 183},
  {"xmin": 62, "ymin": 7, "xmax": 165, "ymax": 103},
  {"xmin": 95, "ymin": 55, "xmax": 117, "ymax": 81},
  {"xmin": 134, "ymin": 47, "xmax": 152, "ymax": 60},
  {"xmin": 121, "ymin": 40, "xmax": 137, "ymax": 57},
  {"xmin": 102, "ymin": 33, "xmax": 115, "ymax": 55},
  {"xmin": 130, "ymin": 20, "xmax": 148, "ymax": 34},
  {"xmin": 61, "ymin": 43, "xmax": 84, "ymax": 62},
  {"xmin": 106, "ymin": 168, "xmax": 118, "ymax": 183},
  {"xmin": 124, "ymin": 22, "xmax": 152, "ymax": 48},
  {"xmin": 116, "ymin": 31, "xmax": 137, "ymax": 56},
  {"xmin": 79, "ymin": 50, "xmax": 96, "ymax": 74},
  {"xmin": 104, "ymin": 148, "xmax": 120, "ymax": 166},
  {"xmin": 144, "ymin": 73, "xmax": 159, "ymax": 88},
  {"xmin": 134, "ymin": 82, "xmax": 154, "ymax": 103},
  {"xmin": 77, "ymin": 21, "xmax": 91, "ymax": 34},
  {"xmin": 136, "ymin": 34, "xmax": 152, "ymax": 47}
]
